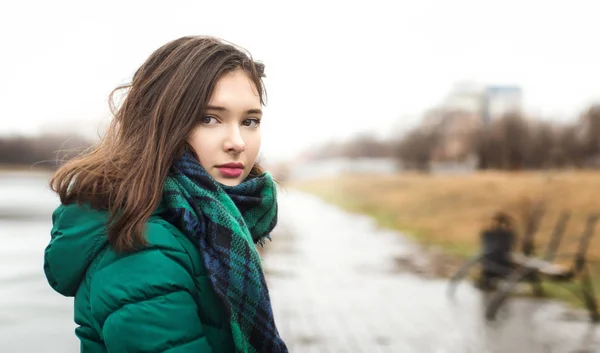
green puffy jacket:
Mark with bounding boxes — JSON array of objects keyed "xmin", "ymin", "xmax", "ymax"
[{"xmin": 44, "ymin": 202, "xmax": 235, "ymax": 353}]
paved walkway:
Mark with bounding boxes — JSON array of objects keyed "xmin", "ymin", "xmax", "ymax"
[
  {"xmin": 263, "ymin": 189, "xmax": 600, "ymax": 353},
  {"xmin": 0, "ymin": 220, "xmax": 79, "ymax": 352},
  {"xmin": 0, "ymin": 175, "xmax": 78, "ymax": 353}
]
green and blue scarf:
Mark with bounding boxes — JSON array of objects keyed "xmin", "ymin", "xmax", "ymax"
[{"xmin": 163, "ymin": 151, "xmax": 288, "ymax": 353}]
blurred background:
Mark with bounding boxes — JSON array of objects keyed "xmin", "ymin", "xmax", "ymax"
[{"xmin": 2, "ymin": 0, "xmax": 600, "ymax": 352}]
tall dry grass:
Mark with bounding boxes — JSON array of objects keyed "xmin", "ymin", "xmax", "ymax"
[{"xmin": 293, "ymin": 170, "xmax": 600, "ymax": 259}]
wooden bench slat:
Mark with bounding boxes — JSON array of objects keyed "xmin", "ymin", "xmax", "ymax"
[{"xmin": 510, "ymin": 253, "xmax": 570, "ymax": 275}]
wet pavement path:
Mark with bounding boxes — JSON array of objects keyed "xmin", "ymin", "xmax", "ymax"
[
  {"xmin": 1, "ymin": 175, "xmax": 599, "ymax": 352},
  {"xmin": 263, "ymin": 189, "xmax": 600, "ymax": 353},
  {"xmin": 0, "ymin": 173, "xmax": 79, "ymax": 352}
]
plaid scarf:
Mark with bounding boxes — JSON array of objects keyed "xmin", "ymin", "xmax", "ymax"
[{"xmin": 162, "ymin": 151, "xmax": 288, "ymax": 353}]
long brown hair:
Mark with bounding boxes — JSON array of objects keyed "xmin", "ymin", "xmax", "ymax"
[{"xmin": 50, "ymin": 36, "xmax": 267, "ymax": 252}]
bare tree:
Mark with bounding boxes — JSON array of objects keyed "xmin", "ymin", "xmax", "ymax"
[
  {"xmin": 346, "ymin": 133, "xmax": 394, "ymax": 159},
  {"xmin": 526, "ymin": 120, "xmax": 556, "ymax": 168},
  {"xmin": 579, "ymin": 105, "xmax": 600, "ymax": 165},
  {"xmin": 395, "ymin": 130, "xmax": 437, "ymax": 171}
]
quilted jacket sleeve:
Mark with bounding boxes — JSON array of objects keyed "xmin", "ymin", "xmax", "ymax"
[{"xmin": 89, "ymin": 233, "xmax": 213, "ymax": 353}]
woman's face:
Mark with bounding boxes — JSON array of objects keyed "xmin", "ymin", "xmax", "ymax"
[{"xmin": 188, "ymin": 69, "xmax": 262, "ymax": 186}]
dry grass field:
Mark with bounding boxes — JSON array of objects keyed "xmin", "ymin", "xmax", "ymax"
[{"xmin": 290, "ymin": 170, "xmax": 600, "ymax": 306}]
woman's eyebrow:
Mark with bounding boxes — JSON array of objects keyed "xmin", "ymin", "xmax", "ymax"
[
  {"xmin": 246, "ymin": 109, "xmax": 263, "ymax": 115},
  {"xmin": 206, "ymin": 105, "xmax": 262, "ymax": 115}
]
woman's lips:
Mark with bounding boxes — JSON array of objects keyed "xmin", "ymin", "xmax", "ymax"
[{"xmin": 217, "ymin": 166, "xmax": 243, "ymax": 178}]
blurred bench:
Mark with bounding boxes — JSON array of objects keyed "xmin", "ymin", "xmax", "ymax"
[
  {"xmin": 447, "ymin": 203, "xmax": 548, "ymax": 296},
  {"xmin": 485, "ymin": 213, "xmax": 599, "ymax": 323},
  {"xmin": 447, "ymin": 206, "xmax": 599, "ymax": 323}
]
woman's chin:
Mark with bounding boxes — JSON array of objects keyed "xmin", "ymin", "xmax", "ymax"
[{"xmin": 212, "ymin": 175, "xmax": 242, "ymax": 187}]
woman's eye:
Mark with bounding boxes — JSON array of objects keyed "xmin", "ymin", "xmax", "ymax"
[
  {"xmin": 242, "ymin": 118, "xmax": 261, "ymax": 128},
  {"xmin": 200, "ymin": 116, "xmax": 218, "ymax": 124}
]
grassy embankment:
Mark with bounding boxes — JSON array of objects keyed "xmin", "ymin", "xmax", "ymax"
[{"xmin": 291, "ymin": 170, "xmax": 600, "ymax": 308}]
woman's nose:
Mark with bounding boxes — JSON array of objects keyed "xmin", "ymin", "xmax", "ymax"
[{"xmin": 223, "ymin": 127, "xmax": 246, "ymax": 153}]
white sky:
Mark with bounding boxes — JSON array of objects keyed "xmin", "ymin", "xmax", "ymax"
[{"xmin": 1, "ymin": 0, "xmax": 600, "ymax": 163}]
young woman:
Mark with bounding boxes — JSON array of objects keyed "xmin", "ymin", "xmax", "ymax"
[{"xmin": 43, "ymin": 36, "xmax": 288, "ymax": 353}]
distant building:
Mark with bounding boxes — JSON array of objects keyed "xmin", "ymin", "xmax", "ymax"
[
  {"xmin": 482, "ymin": 85, "xmax": 523, "ymax": 125},
  {"xmin": 419, "ymin": 82, "xmax": 524, "ymax": 162},
  {"xmin": 442, "ymin": 82, "xmax": 523, "ymax": 124},
  {"xmin": 424, "ymin": 110, "xmax": 481, "ymax": 162},
  {"xmin": 442, "ymin": 81, "xmax": 486, "ymax": 115}
]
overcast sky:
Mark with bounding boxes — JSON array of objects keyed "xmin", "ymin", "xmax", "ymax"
[{"xmin": 1, "ymin": 0, "xmax": 599, "ymax": 162}]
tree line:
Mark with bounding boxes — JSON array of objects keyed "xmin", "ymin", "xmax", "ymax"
[
  {"xmin": 0, "ymin": 134, "xmax": 94, "ymax": 169},
  {"xmin": 309, "ymin": 104, "xmax": 600, "ymax": 171}
]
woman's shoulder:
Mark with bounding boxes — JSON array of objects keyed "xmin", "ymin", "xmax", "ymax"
[
  {"xmin": 91, "ymin": 217, "xmax": 199, "ymax": 295},
  {"xmin": 144, "ymin": 216, "xmax": 191, "ymax": 253},
  {"xmin": 96, "ymin": 215, "xmax": 206, "ymax": 280}
]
